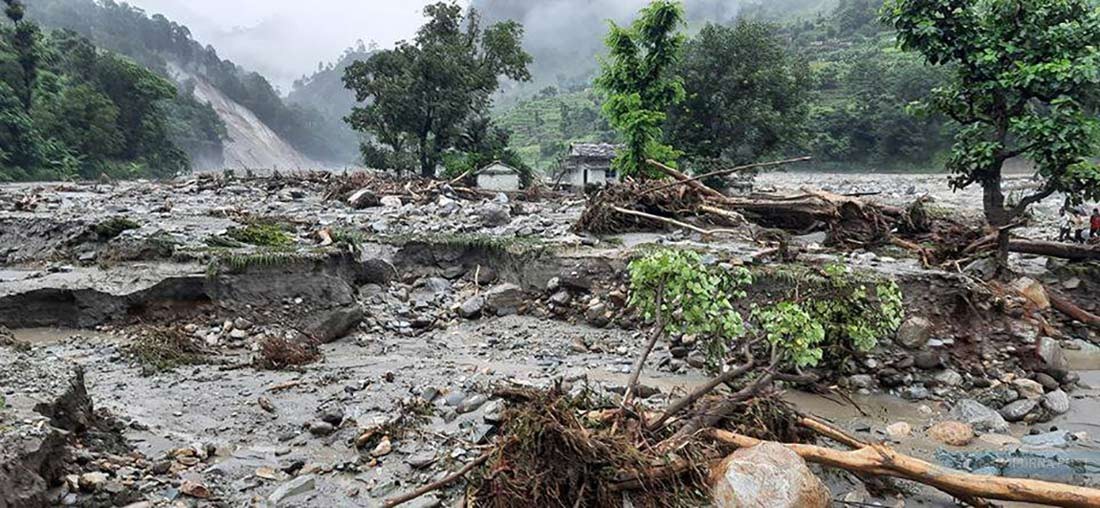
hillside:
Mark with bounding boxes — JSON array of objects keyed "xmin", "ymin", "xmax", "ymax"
[
  {"xmin": 285, "ymin": 43, "xmax": 375, "ymax": 165},
  {"xmin": 488, "ymin": 0, "xmax": 954, "ymax": 172},
  {"xmin": 24, "ymin": 0, "xmax": 351, "ymax": 166}
]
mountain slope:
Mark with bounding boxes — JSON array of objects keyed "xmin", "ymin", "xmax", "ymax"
[
  {"xmin": 172, "ymin": 66, "xmax": 312, "ymax": 170},
  {"xmin": 25, "ymin": 0, "xmax": 349, "ymax": 166}
]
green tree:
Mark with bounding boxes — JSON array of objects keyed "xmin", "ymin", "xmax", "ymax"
[
  {"xmin": 885, "ymin": 0, "xmax": 1100, "ymax": 265},
  {"xmin": 343, "ymin": 3, "xmax": 532, "ymax": 177},
  {"xmin": 3, "ymin": 0, "xmax": 37, "ymax": 112},
  {"xmin": 595, "ymin": 0, "xmax": 686, "ymax": 177},
  {"xmin": 667, "ymin": 20, "xmax": 811, "ymax": 165}
]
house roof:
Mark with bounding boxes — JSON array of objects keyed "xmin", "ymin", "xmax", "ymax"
[
  {"xmin": 568, "ymin": 143, "xmax": 619, "ymax": 159},
  {"xmin": 476, "ymin": 161, "xmax": 520, "ymax": 176}
]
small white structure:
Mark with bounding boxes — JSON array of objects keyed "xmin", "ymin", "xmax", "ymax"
[
  {"xmin": 555, "ymin": 143, "xmax": 620, "ymax": 189},
  {"xmin": 476, "ymin": 161, "xmax": 521, "ymax": 192}
]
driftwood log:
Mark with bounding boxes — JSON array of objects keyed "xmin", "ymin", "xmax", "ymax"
[
  {"xmin": 1010, "ymin": 240, "xmax": 1100, "ymax": 262},
  {"xmin": 710, "ymin": 430, "xmax": 1100, "ymax": 508}
]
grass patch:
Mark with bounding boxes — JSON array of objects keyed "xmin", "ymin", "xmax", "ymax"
[
  {"xmin": 95, "ymin": 217, "xmax": 141, "ymax": 240},
  {"xmin": 124, "ymin": 327, "xmax": 207, "ymax": 374},
  {"xmin": 227, "ymin": 224, "xmax": 294, "ymax": 247}
]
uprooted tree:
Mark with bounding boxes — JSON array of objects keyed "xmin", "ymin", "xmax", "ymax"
[{"xmin": 884, "ymin": 0, "xmax": 1100, "ymax": 268}]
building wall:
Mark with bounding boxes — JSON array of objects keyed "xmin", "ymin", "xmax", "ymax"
[
  {"xmin": 560, "ymin": 158, "xmax": 612, "ymax": 188},
  {"xmin": 477, "ymin": 172, "xmax": 520, "ymax": 192}
]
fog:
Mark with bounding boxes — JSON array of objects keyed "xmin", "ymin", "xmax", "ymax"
[
  {"xmin": 121, "ymin": 0, "xmax": 784, "ymax": 93},
  {"xmin": 123, "ymin": 0, "xmax": 447, "ymax": 91}
]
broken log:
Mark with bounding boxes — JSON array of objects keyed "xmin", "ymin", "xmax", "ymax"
[
  {"xmin": 623, "ymin": 279, "xmax": 667, "ymax": 406},
  {"xmin": 382, "ymin": 452, "xmax": 491, "ymax": 508},
  {"xmin": 611, "ymin": 206, "xmax": 739, "ymax": 236},
  {"xmin": 1009, "ymin": 240, "xmax": 1100, "ymax": 262},
  {"xmin": 709, "ymin": 430, "xmax": 1100, "ymax": 508},
  {"xmin": 646, "ymin": 159, "xmax": 729, "ymax": 201},
  {"xmin": 1048, "ymin": 290, "xmax": 1100, "ymax": 329},
  {"xmin": 643, "ymin": 156, "xmax": 812, "ymax": 196}
]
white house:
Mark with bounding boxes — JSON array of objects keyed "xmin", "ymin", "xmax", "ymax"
[
  {"xmin": 476, "ymin": 161, "xmax": 521, "ymax": 192},
  {"xmin": 554, "ymin": 143, "xmax": 620, "ymax": 188}
]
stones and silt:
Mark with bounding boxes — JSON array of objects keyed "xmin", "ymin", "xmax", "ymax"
[{"xmin": 1, "ymin": 170, "xmax": 1099, "ymax": 507}]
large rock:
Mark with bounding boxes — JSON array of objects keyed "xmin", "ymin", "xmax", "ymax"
[
  {"xmin": 484, "ymin": 284, "xmax": 524, "ymax": 316},
  {"xmin": 268, "ymin": 474, "xmax": 316, "ymax": 505},
  {"xmin": 927, "ymin": 421, "xmax": 975, "ymax": 446},
  {"xmin": 458, "ymin": 296, "xmax": 485, "ymax": 319},
  {"xmin": 299, "ymin": 304, "xmax": 363, "ymax": 343},
  {"xmin": 1041, "ymin": 390, "xmax": 1071, "ymax": 415},
  {"xmin": 347, "ymin": 188, "xmax": 380, "ymax": 209},
  {"xmin": 1036, "ymin": 337, "xmax": 1071, "ymax": 381},
  {"xmin": 1000, "ymin": 398, "xmax": 1039, "ymax": 422},
  {"xmin": 950, "ymin": 399, "xmax": 1009, "ymax": 433},
  {"xmin": 0, "ymin": 348, "xmax": 97, "ymax": 508},
  {"xmin": 476, "ymin": 203, "xmax": 511, "ymax": 227},
  {"xmin": 895, "ymin": 316, "xmax": 933, "ymax": 349},
  {"xmin": 711, "ymin": 442, "xmax": 830, "ymax": 508},
  {"xmin": 1011, "ymin": 277, "xmax": 1050, "ymax": 310}
]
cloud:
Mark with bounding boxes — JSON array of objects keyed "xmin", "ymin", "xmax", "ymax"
[{"xmin": 123, "ymin": 0, "xmax": 448, "ymax": 91}]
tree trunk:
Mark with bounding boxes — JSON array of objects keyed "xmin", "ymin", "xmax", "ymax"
[
  {"xmin": 418, "ymin": 138, "xmax": 435, "ymax": 178},
  {"xmin": 982, "ymin": 170, "xmax": 1013, "ymax": 273}
]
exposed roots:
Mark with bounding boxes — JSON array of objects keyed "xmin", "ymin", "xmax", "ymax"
[
  {"xmin": 574, "ymin": 180, "xmax": 706, "ymax": 234},
  {"xmin": 253, "ymin": 336, "xmax": 321, "ymax": 370},
  {"xmin": 124, "ymin": 326, "xmax": 209, "ymax": 373}
]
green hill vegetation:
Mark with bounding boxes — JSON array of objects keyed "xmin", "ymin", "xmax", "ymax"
[{"xmin": 1, "ymin": 1, "xmax": 195, "ymax": 180}]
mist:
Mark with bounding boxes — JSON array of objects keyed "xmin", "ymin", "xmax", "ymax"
[{"xmin": 122, "ymin": 0, "xmax": 446, "ymax": 91}]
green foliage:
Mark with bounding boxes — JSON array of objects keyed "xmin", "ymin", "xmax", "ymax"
[
  {"xmin": 806, "ymin": 263, "xmax": 903, "ymax": 355},
  {"xmin": 752, "ymin": 302, "xmax": 825, "ymax": 368},
  {"xmin": 628, "ymin": 249, "xmax": 751, "ymax": 367},
  {"xmin": 667, "ymin": 20, "xmax": 812, "ymax": 165},
  {"xmin": 25, "ymin": 0, "xmax": 345, "ymax": 164},
  {"xmin": 492, "ymin": 88, "xmax": 616, "ymax": 170},
  {"xmin": 343, "ymin": 3, "xmax": 532, "ymax": 176},
  {"xmin": 595, "ymin": 0, "xmax": 686, "ymax": 177},
  {"xmin": 226, "ymin": 224, "xmax": 293, "ymax": 247},
  {"xmin": 0, "ymin": 19, "xmax": 190, "ymax": 181},
  {"xmin": 884, "ymin": 0, "xmax": 1100, "ymax": 226},
  {"xmin": 441, "ymin": 115, "xmax": 533, "ymax": 186},
  {"xmin": 95, "ymin": 217, "xmax": 140, "ymax": 240}
]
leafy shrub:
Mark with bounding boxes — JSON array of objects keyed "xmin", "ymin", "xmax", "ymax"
[{"xmin": 226, "ymin": 224, "xmax": 293, "ymax": 247}]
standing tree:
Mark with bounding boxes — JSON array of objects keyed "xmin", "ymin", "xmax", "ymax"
[
  {"xmin": 595, "ymin": 0, "xmax": 686, "ymax": 178},
  {"xmin": 343, "ymin": 3, "xmax": 532, "ymax": 177},
  {"xmin": 666, "ymin": 20, "xmax": 811, "ymax": 166},
  {"xmin": 884, "ymin": 0, "xmax": 1100, "ymax": 266},
  {"xmin": 3, "ymin": 0, "xmax": 37, "ymax": 112}
]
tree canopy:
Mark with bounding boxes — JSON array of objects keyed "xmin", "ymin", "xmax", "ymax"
[
  {"xmin": 595, "ymin": 0, "xmax": 687, "ymax": 178},
  {"xmin": 666, "ymin": 20, "xmax": 811, "ymax": 166},
  {"xmin": 1, "ymin": 3, "xmax": 190, "ymax": 181},
  {"xmin": 343, "ymin": 3, "xmax": 532, "ymax": 177},
  {"xmin": 884, "ymin": 0, "xmax": 1100, "ymax": 238}
]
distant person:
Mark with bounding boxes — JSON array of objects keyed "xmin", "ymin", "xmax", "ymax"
[
  {"xmin": 1091, "ymin": 208, "xmax": 1100, "ymax": 239},
  {"xmin": 1059, "ymin": 208, "xmax": 1073, "ymax": 242},
  {"xmin": 1075, "ymin": 210, "xmax": 1089, "ymax": 243}
]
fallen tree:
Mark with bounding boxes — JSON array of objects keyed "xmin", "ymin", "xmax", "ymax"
[{"xmin": 709, "ymin": 429, "xmax": 1100, "ymax": 508}]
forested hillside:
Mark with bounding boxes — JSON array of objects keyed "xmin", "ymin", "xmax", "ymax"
[
  {"xmin": 1, "ymin": 1, "xmax": 193, "ymax": 180},
  {"xmin": 487, "ymin": 0, "xmax": 953, "ymax": 172},
  {"xmin": 25, "ymin": 0, "xmax": 352, "ymax": 165},
  {"xmin": 286, "ymin": 42, "xmax": 375, "ymax": 165}
]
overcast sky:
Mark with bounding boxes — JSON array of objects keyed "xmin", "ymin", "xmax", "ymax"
[{"xmin": 123, "ymin": 0, "xmax": 453, "ymax": 91}]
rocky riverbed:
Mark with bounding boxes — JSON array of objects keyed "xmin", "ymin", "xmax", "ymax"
[{"xmin": 2, "ymin": 172, "xmax": 1100, "ymax": 507}]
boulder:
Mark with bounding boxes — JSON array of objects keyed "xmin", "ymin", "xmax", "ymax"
[
  {"xmin": 380, "ymin": 196, "xmax": 403, "ymax": 208},
  {"xmin": 268, "ymin": 474, "xmax": 316, "ymax": 505},
  {"xmin": 1036, "ymin": 337, "xmax": 1071, "ymax": 381},
  {"xmin": 1000, "ymin": 398, "xmax": 1039, "ymax": 422},
  {"xmin": 927, "ymin": 421, "xmax": 975, "ymax": 446},
  {"xmin": 1041, "ymin": 390, "xmax": 1071, "ymax": 415},
  {"xmin": 1012, "ymin": 378, "xmax": 1045, "ymax": 400},
  {"xmin": 885, "ymin": 422, "xmax": 912, "ymax": 439},
  {"xmin": 457, "ymin": 296, "xmax": 485, "ymax": 319},
  {"xmin": 484, "ymin": 284, "xmax": 524, "ymax": 316},
  {"xmin": 300, "ymin": 304, "xmax": 363, "ymax": 344},
  {"xmin": 347, "ymin": 188, "xmax": 380, "ymax": 209},
  {"xmin": 896, "ymin": 317, "xmax": 933, "ymax": 349},
  {"xmin": 477, "ymin": 203, "xmax": 511, "ymax": 227},
  {"xmin": 1010, "ymin": 277, "xmax": 1050, "ymax": 310},
  {"xmin": 711, "ymin": 442, "xmax": 829, "ymax": 508},
  {"xmin": 950, "ymin": 399, "xmax": 1009, "ymax": 433}
]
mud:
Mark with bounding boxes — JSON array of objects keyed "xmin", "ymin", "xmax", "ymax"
[{"xmin": 2, "ymin": 172, "xmax": 1100, "ymax": 507}]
